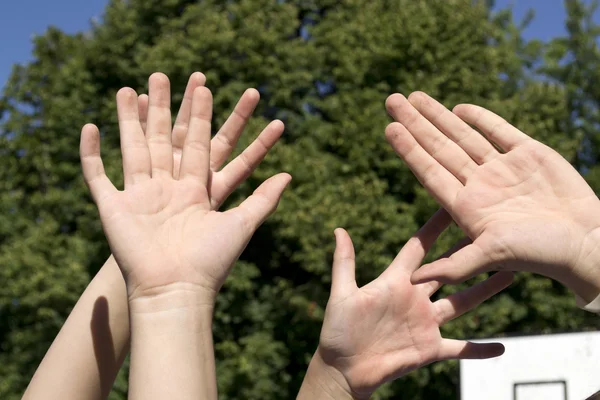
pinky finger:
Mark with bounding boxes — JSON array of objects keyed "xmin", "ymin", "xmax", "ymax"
[
  {"xmin": 80, "ymin": 124, "xmax": 117, "ymax": 202},
  {"xmin": 437, "ymin": 339, "xmax": 505, "ymax": 361}
]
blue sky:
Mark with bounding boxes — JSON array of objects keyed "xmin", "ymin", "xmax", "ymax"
[
  {"xmin": 0, "ymin": 0, "xmax": 106, "ymax": 90},
  {"xmin": 0, "ymin": 0, "xmax": 597, "ymax": 90}
]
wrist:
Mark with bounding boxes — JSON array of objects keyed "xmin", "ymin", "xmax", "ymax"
[
  {"xmin": 298, "ymin": 348, "xmax": 365, "ymax": 400},
  {"xmin": 127, "ymin": 285, "xmax": 217, "ymax": 400},
  {"xmin": 128, "ymin": 289, "xmax": 214, "ymax": 342},
  {"xmin": 569, "ymin": 227, "xmax": 600, "ymax": 303},
  {"xmin": 128, "ymin": 284, "xmax": 215, "ymax": 334},
  {"xmin": 127, "ymin": 281, "xmax": 217, "ymax": 312}
]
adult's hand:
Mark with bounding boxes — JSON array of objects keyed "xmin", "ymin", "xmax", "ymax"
[{"xmin": 386, "ymin": 92, "xmax": 600, "ymax": 303}]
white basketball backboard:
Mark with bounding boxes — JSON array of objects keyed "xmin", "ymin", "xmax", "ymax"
[{"xmin": 460, "ymin": 331, "xmax": 600, "ymax": 400}]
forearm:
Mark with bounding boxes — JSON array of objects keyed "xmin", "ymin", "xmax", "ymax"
[
  {"xmin": 297, "ymin": 349, "xmax": 357, "ymax": 400},
  {"xmin": 128, "ymin": 287, "xmax": 217, "ymax": 400},
  {"xmin": 24, "ymin": 256, "xmax": 130, "ymax": 400}
]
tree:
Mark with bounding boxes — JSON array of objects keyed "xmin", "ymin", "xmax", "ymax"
[
  {"xmin": 542, "ymin": 0, "xmax": 600, "ymax": 187},
  {"xmin": 1, "ymin": 1, "xmax": 598, "ymax": 399}
]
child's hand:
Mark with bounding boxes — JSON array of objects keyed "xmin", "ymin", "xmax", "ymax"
[
  {"xmin": 311, "ymin": 210, "xmax": 511, "ymax": 399},
  {"xmin": 80, "ymin": 73, "xmax": 290, "ymax": 303}
]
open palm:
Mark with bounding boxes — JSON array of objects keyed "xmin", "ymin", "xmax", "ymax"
[
  {"xmin": 318, "ymin": 210, "xmax": 511, "ymax": 398},
  {"xmin": 385, "ymin": 92, "xmax": 600, "ymax": 299},
  {"xmin": 81, "ymin": 73, "xmax": 290, "ymax": 300}
]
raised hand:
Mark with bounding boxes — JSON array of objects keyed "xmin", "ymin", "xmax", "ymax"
[
  {"xmin": 80, "ymin": 72, "xmax": 290, "ymax": 399},
  {"xmin": 299, "ymin": 210, "xmax": 512, "ymax": 399},
  {"xmin": 80, "ymin": 72, "xmax": 291, "ymax": 302},
  {"xmin": 137, "ymin": 74, "xmax": 281, "ymax": 211},
  {"xmin": 385, "ymin": 92, "xmax": 600, "ymax": 302},
  {"xmin": 25, "ymin": 71, "xmax": 288, "ymax": 400}
]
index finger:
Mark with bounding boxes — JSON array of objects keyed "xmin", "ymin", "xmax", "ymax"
[{"xmin": 385, "ymin": 122, "xmax": 463, "ymax": 208}]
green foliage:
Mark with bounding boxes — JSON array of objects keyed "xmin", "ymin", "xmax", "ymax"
[
  {"xmin": 1, "ymin": 0, "xmax": 600, "ymax": 398},
  {"xmin": 542, "ymin": 0, "xmax": 600, "ymax": 189}
]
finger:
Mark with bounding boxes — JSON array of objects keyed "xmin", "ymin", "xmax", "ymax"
[
  {"xmin": 116, "ymin": 87, "xmax": 151, "ymax": 187},
  {"xmin": 437, "ymin": 237, "xmax": 472, "ymax": 260},
  {"xmin": 437, "ymin": 339, "xmax": 505, "ymax": 361},
  {"xmin": 434, "ymin": 271, "xmax": 513, "ymax": 325},
  {"xmin": 386, "ymin": 122, "xmax": 463, "ymax": 209},
  {"xmin": 145, "ymin": 72, "xmax": 173, "ymax": 179},
  {"xmin": 80, "ymin": 124, "xmax": 117, "ymax": 202},
  {"xmin": 172, "ymin": 72, "xmax": 207, "ymax": 159},
  {"xmin": 453, "ymin": 104, "xmax": 531, "ymax": 151},
  {"xmin": 422, "ymin": 281, "xmax": 443, "ymax": 298},
  {"xmin": 227, "ymin": 173, "xmax": 292, "ymax": 236},
  {"xmin": 384, "ymin": 209, "xmax": 452, "ymax": 278},
  {"xmin": 210, "ymin": 119, "xmax": 284, "ymax": 209},
  {"xmin": 179, "ymin": 87, "xmax": 213, "ymax": 184},
  {"xmin": 330, "ymin": 228, "xmax": 358, "ymax": 299},
  {"xmin": 386, "ymin": 93, "xmax": 478, "ymax": 184},
  {"xmin": 407, "ymin": 92, "xmax": 500, "ymax": 164},
  {"xmin": 210, "ymin": 88, "xmax": 261, "ymax": 171},
  {"xmin": 423, "ymin": 237, "xmax": 472, "ymax": 296},
  {"xmin": 411, "ymin": 239, "xmax": 498, "ymax": 285},
  {"xmin": 138, "ymin": 94, "xmax": 149, "ymax": 134}
]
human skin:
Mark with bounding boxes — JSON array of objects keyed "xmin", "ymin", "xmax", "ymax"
[
  {"xmin": 298, "ymin": 209, "xmax": 512, "ymax": 399},
  {"xmin": 25, "ymin": 72, "xmax": 288, "ymax": 400},
  {"xmin": 385, "ymin": 92, "xmax": 600, "ymax": 303}
]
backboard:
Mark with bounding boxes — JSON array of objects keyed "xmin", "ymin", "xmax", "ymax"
[{"xmin": 460, "ymin": 331, "xmax": 600, "ymax": 400}]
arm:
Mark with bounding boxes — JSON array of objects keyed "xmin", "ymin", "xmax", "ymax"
[
  {"xmin": 24, "ymin": 257, "xmax": 128, "ymax": 400},
  {"xmin": 127, "ymin": 289, "xmax": 217, "ymax": 399},
  {"xmin": 385, "ymin": 92, "xmax": 600, "ymax": 307},
  {"xmin": 298, "ymin": 210, "xmax": 512, "ymax": 399},
  {"xmin": 25, "ymin": 71, "xmax": 284, "ymax": 399},
  {"xmin": 80, "ymin": 73, "xmax": 290, "ymax": 399},
  {"xmin": 298, "ymin": 351, "xmax": 354, "ymax": 400}
]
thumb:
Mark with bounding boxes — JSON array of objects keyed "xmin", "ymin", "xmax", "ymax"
[
  {"xmin": 227, "ymin": 173, "xmax": 292, "ymax": 236},
  {"xmin": 330, "ymin": 228, "xmax": 358, "ymax": 299},
  {"xmin": 411, "ymin": 240, "xmax": 492, "ymax": 285}
]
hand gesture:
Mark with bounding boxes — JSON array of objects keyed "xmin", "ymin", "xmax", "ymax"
[
  {"xmin": 80, "ymin": 73, "xmax": 290, "ymax": 302},
  {"xmin": 316, "ymin": 210, "xmax": 512, "ymax": 398},
  {"xmin": 386, "ymin": 92, "xmax": 600, "ymax": 301}
]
